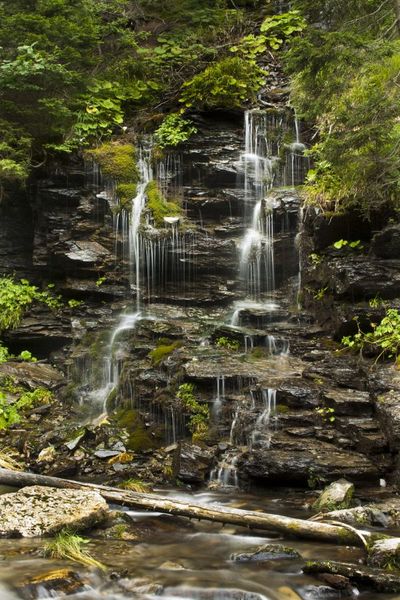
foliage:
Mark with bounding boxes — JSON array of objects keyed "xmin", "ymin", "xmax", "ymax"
[
  {"xmin": 118, "ymin": 478, "xmax": 151, "ymax": 493},
  {"xmin": 0, "ymin": 277, "xmax": 61, "ymax": 332},
  {"xmin": 0, "ymin": 386, "xmax": 52, "ymax": 430},
  {"xmin": 230, "ymin": 10, "xmax": 306, "ymax": 61},
  {"xmin": 146, "ymin": 181, "xmax": 182, "ymax": 227},
  {"xmin": 315, "ymin": 406, "xmax": 335, "ymax": 423},
  {"xmin": 215, "ymin": 336, "xmax": 240, "ymax": 351},
  {"xmin": 177, "ymin": 383, "xmax": 209, "ymax": 441},
  {"xmin": 43, "ymin": 529, "xmax": 106, "ymax": 570},
  {"xmin": 180, "ymin": 57, "xmax": 266, "ymax": 109},
  {"xmin": 149, "ymin": 340, "xmax": 182, "ymax": 365},
  {"xmin": 18, "ymin": 350, "xmax": 37, "ymax": 362},
  {"xmin": 332, "ymin": 239, "xmax": 362, "ymax": 250},
  {"xmin": 154, "ymin": 113, "xmax": 197, "ymax": 149},
  {"xmin": 342, "ymin": 309, "xmax": 400, "ymax": 362},
  {"xmin": 287, "ymin": 0, "xmax": 400, "ymax": 213},
  {"xmin": 0, "ymin": 344, "xmax": 10, "ymax": 364}
]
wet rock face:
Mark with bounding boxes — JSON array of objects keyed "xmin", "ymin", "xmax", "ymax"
[
  {"xmin": 0, "ymin": 486, "xmax": 108, "ymax": 537},
  {"xmin": 371, "ymin": 225, "xmax": 400, "ymax": 259},
  {"xmin": 0, "ymin": 361, "xmax": 63, "ymax": 390},
  {"xmin": 240, "ymin": 435, "xmax": 379, "ymax": 485}
]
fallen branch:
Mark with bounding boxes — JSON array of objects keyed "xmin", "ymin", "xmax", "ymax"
[{"xmin": 0, "ymin": 468, "xmax": 372, "ymax": 547}]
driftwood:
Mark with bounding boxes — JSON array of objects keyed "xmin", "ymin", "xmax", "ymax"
[{"xmin": 0, "ymin": 468, "xmax": 372, "ymax": 547}]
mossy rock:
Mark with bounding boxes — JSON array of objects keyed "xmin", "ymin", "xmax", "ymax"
[
  {"xmin": 115, "ymin": 183, "xmax": 137, "ymax": 210},
  {"xmin": 88, "ymin": 142, "xmax": 139, "ymax": 183},
  {"xmin": 115, "ymin": 408, "xmax": 154, "ymax": 452},
  {"xmin": 146, "ymin": 180, "xmax": 182, "ymax": 228},
  {"xmin": 313, "ymin": 479, "xmax": 354, "ymax": 512}
]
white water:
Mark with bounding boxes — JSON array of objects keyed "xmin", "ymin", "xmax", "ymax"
[{"xmin": 251, "ymin": 389, "xmax": 277, "ymax": 448}]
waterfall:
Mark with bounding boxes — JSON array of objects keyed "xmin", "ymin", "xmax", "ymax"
[
  {"xmin": 251, "ymin": 389, "xmax": 277, "ymax": 448},
  {"xmin": 210, "ymin": 450, "xmax": 239, "ymax": 488},
  {"xmin": 129, "ymin": 147, "xmax": 153, "ymax": 310}
]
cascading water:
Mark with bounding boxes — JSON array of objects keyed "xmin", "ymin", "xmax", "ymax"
[{"xmin": 251, "ymin": 388, "xmax": 277, "ymax": 448}]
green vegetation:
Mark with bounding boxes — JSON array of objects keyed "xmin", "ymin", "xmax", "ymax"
[
  {"xmin": 287, "ymin": 0, "xmax": 400, "ymax": 214},
  {"xmin": 332, "ymin": 239, "xmax": 363, "ymax": 250},
  {"xmin": 342, "ymin": 309, "xmax": 400, "ymax": 363},
  {"xmin": 180, "ymin": 57, "xmax": 265, "ymax": 109},
  {"xmin": 177, "ymin": 383, "xmax": 209, "ymax": 442},
  {"xmin": 0, "ymin": 387, "xmax": 52, "ymax": 430},
  {"xmin": 315, "ymin": 406, "xmax": 336, "ymax": 423},
  {"xmin": 118, "ymin": 478, "xmax": 151, "ymax": 493},
  {"xmin": 0, "ymin": 277, "xmax": 61, "ymax": 332},
  {"xmin": 116, "ymin": 408, "xmax": 154, "ymax": 451},
  {"xmin": 44, "ymin": 529, "xmax": 105, "ymax": 570},
  {"xmin": 155, "ymin": 113, "xmax": 197, "ymax": 149},
  {"xmin": 215, "ymin": 336, "xmax": 240, "ymax": 351},
  {"xmin": 146, "ymin": 181, "xmax": 182, "ymax": 227},
  {"xmin": 87, "ymin": 142, "xmax": 138, "ymax": 182},
  {"xmin": 149, "ymin": 340, "xmax": 182, "ymax": 365}
]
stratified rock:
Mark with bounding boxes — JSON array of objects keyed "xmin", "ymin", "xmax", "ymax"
[
  {"xmin": 375, "ymin": 388, "xmax": 400, "ymax": 451},
  {"xmin": 231, "ymin": 544, "xmax": 301, "ymax": 562},
  {"xmin": 0, "ymin": 361, "xmax": 63, "ymax": 390},
  {"xmin": 17, "ymin": 569, "xmax": 84, "ymax": 599},
  {"xmin": 313, "ymin": 479, "xmax": 354, "ymax": 512},
  {"xmin": 240, "ymin": 434, "xmax": 378, "ymax": 484},
  {"xmin": 368, "ymin": 538, "xmax": 400, "ymax": 569},
  {"xmin": 0, "ymin": 486, "xmax": 108, "ymax": 537},
  {"xmin": 179, "ymin": 443, "xmax": 215, "ymax": 484}
]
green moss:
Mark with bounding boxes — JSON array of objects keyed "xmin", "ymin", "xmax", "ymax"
[
  {"xmin": 276, "ymin": 404, "xmax": 289, "ymax": 414},
  {"xmin": 116, "ymin": 409, "xmax": 154, "ymax": 452},
  {"xmin": 115, "ymin": 182, "xmax": 137, "ymax": 210},
  {"xmin": 88, "ymin": 142, "xmax": 139, "ymax": 183},
  {"xmin": 146, "ymin": 180, "xmax": 182, "ymax": 228},
  {"xmin": 149, "ymin": 340, "xmax": 182, "ymax": 366}
]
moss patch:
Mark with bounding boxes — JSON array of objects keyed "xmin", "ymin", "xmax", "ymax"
[
  {"xmin": 148, "ymin": 340, "xmax": 182, "ymax": 366},
  {"xmin": 146, "ymin": 180, "xmax": 182, "ymax": 227},
  {"xmin": 115, "ymin": 408, "xmax": 154, "ymax": 452},
  {"xmin": 88, "ymin": 142, "xmax": 139, "ymax": 182}
]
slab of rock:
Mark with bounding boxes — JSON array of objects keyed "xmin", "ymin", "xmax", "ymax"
[
  {"xmin": 368, "ymin": 537, "xmax": 400, "ymax": 569},
  {"xmin": 313, "ymin": 479, "xmax": 354, "ymax": 511},
  {"xmin": 240, "ymin": 434, "xmax": 378, "ymax": 484},
  {"xmin": 0, "ymin": 361, "xmax": 63, "ymax": 390},
  {"xmin": 0, "ymin": 486, "xmax": 108, "ymax": 537},
  {"xmin": 303, "ymin": 560, "xmax": 400, "ymax": 593},
  {"xmin": 231, "ymin": 544, "xmax": 301, "ymax": 562}
]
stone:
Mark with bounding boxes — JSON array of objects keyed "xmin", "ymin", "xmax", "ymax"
[
  {"xmin": 371, "ymin": 225, "xmax": 400, "ymax": 259},
  {"xmin": 240, "ymin": 434, "xmax": 379, "ymax": 484},
  {"xmin": 65, "ymin": 240, "xmax": 110, "ymax": 264},
  {"xmin": 368, "ymin": 537, "xmax": 400, "ymax": 569},
  {"xmin": 313, "ymin": 479, "xmax": 354, "ymax": 511},
  {"xmin": 303, "ymin": 560, "xmax": 400, "ymax": 593},
  {"xmin": 0, "ymin": 486, "xmax": 108, "ymax": 537},
  {"xmin": 0, "ymin": 361, "xmax": 63, "ymax": 390},
  {"xmin": 231, "ymin": 544, "xmax": 301, "ymax": 562}
]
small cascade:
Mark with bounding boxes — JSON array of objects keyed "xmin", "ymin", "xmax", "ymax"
[
  {"xmin": 129, "ymin": 147, "xmax": 153, "ymax": 309},
  {"xmin": 244, "ymin": 335, "xmax": 254, "ymax": 354},
  {"xmin": 210, "ymin": 450, "xmax": 239, "ymax": 488},
  {"xmin": 251, "ymin": 389, "xmax": 277, "ymax": 448},
  {"xmin": 230, "ymin": 405, "xmax": 240, "ymax": 444},
  {"xmin": 213, "ymin": 375, "xmax": 226, "ymax": 416}
]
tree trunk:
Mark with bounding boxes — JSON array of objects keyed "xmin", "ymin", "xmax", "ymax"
[{"xmin": 0, "ymin": 468, "xmax": 372, "ymax": 547}]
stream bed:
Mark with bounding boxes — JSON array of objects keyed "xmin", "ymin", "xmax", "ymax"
[{"xmin": 0, "ymin": 488, "xmax": 399, "ymax": 600}]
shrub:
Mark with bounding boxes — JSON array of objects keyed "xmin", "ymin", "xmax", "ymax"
[
  {"xmin": 177, "ymin": 383, "xmax": 209, "ymax": 441},
  {"xmin": 342, "ymin": 309, "xmax": 400, "ymax": 363},
  {"xmin": 154, "ymin": 112, "xmax": 197, "ymax": 149},
  {"xmin": 180, "ymin": 57, "xmax": 266, "ymax": 109},
  {"xmin": 215, "ymin": 336, "xmax": 240, "ymax": 351},
  {"xmin": 0, "ymin": 277, "xmax": 61, "ymax": 332}
]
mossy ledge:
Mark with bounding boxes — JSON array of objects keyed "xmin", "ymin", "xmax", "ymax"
[
  {"xmin": 86, "ymin": 141, "xmax": 139, "ymax": 210},
  {"xmin": 146, "ymin": 180, "xmax": 182, "ymax": 228}
]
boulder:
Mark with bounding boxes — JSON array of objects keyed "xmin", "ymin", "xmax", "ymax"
[
  {"xmin": 313, "ymin": 479, "xmax": 354, "ymax": 511},
  {"xmin": 231, "ymin": 544, "xmax": 301, "ymax": 562},
  {"xmin": 368, "ymin": 537, "xmax": 400, "ymax": 569},
  {"xmin": 0, "ymin": 486, "xmax": 108, "ymax": 537}
]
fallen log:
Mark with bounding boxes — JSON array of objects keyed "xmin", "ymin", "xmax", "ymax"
[{"xmin": 0, "ymin": 468, "xmax": 372, "ymax": 547}]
